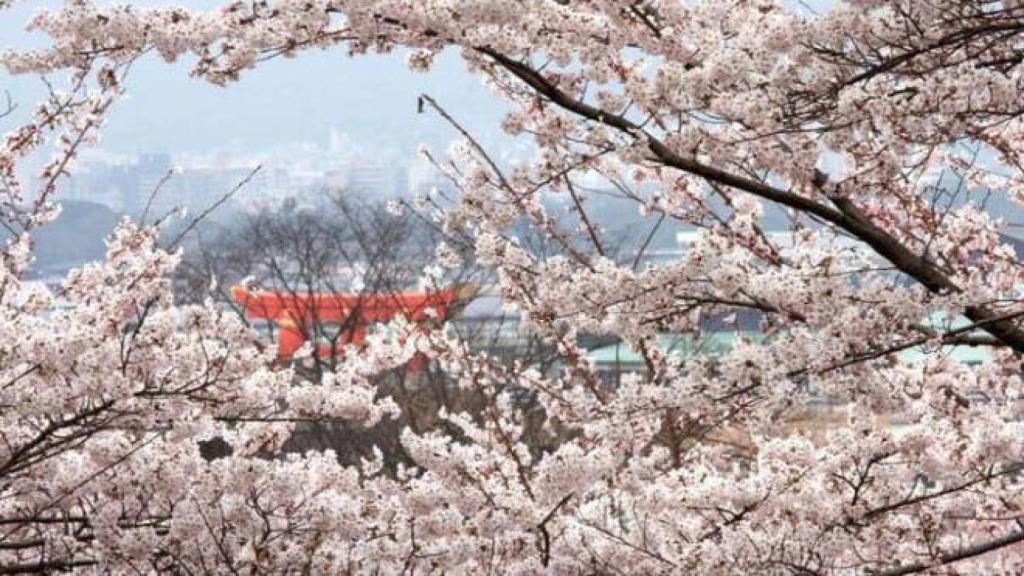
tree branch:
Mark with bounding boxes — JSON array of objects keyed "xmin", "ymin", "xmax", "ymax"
[
  {"xmin": 478, "ymin": 47, "xmax": 1024, "ymax": 354},
  {"xmin": 871, "ymin": 529, "xmax": 1024, "ymax": 576}
]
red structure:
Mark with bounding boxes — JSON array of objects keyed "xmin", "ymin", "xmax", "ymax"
[{"xmin": 230, "ymin": 285, "xmax": 472, "ymax": 362}]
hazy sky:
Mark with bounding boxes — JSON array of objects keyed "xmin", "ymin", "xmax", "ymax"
[
  {"xmin": 1, "ymin": 1, "xmax": 509, "ymax": 161},
  {"xmin": 1, "ymin": 0, "xmax": 838, "ymax": 163}
]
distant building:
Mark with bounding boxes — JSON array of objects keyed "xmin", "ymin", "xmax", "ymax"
[{"xmin": 344, "ymin": 155, "xmax": 409, "ymax": 198}]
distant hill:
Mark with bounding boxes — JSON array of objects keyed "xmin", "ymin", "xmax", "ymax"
[{"xmin": 29, "ymin": 200, "xmax": 120, "ymax": 276}]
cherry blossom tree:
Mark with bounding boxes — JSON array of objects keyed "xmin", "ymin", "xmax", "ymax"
[{"xmin": 4, "ymin": 0, "xmax": 1024, "ymax": 573}]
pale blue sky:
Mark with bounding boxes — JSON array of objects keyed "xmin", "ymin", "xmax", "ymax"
[
  {"xmin": 1, "ymin": 1, "xmax": 508, "ymax": 159},
  {"xmin": 1, "ymin": 0, "xmax": 838, "ymax": 161}
]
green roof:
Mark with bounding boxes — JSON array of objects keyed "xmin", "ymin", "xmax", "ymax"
[
  {"xmin": 589, "ymin": 327, "xmax": 993, "ymax": 367},
  {"xmin": 909, "ymin": 312, "xmax": 992, "ymax": 364},
  {"xmin": 897, "ymin": 344, "xmax": 991, "ymax": 365}
]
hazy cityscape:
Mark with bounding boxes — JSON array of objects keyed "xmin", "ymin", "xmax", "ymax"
[{"xmin": 62, "ymin": 131, "xmax": 441, "ymax": 216}]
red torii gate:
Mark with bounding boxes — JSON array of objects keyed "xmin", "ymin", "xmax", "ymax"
[{"xmin": 230, "ymin": 285, "xmax": 472, "ymax": 361}]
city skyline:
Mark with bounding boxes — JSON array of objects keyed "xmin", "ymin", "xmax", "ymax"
[{"xmin": 62, "ymin": 134, "xmax": 450, "ymax": 216}]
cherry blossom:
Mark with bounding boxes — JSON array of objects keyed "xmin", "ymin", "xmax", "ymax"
[{"xmin": 2, "ymin": 0, "xmax": 1024, "ymax": 574}]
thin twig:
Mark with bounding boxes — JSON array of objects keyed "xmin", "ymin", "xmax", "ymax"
[{"xmin": 167, "ymin": 165, "xmax": 261, "ymax": 249}]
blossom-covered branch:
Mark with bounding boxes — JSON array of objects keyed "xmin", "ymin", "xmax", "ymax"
[{"xmin": 2, "ymin": 1, "xmax": 1024, "ymax": 574}]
